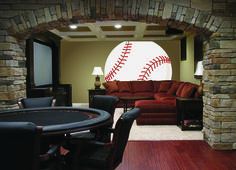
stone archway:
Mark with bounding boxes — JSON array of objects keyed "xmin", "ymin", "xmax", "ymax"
[{"xmin": 0, "ymin": 1, "xmax": 235, "ymax": 150}]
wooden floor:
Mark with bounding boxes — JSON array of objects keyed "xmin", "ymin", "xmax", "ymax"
[{"xmin": 117, "ymin": 140, "xmax": 236, "ymax": 170}]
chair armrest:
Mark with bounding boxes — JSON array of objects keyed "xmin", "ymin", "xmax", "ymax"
[
  {"xmin": 17, "ymin": 99, "xmax": 24, "ymax": 109},
  {"xmin": 51, "ymin": 98, "xmax": 56, "ymax": 107},
  {"xmin": 85, "ymin": 140, "xmax": 114, "ymax": 149},
  {"xmin": 105, "ymin": 127, "xmax": 115, "ymax": 133},
  {"xmin": 39, "ymin": 145, "xmax": 60, "ymax": 162}
]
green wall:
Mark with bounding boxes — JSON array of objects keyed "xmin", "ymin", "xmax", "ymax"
[{"xmin": 60, "ymin": 40, "xmax": 185, "ymax": 103}]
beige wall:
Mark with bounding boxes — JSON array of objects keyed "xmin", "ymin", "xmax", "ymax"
[
  {"xmin": 60, "ymin": 40, "xmax": 181, "ymax": 103},
  {"xmin": 180, "ymin": 35, "xmax": 200, "ymax": 85}
]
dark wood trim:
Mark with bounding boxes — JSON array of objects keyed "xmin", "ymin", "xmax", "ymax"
[{"xmin": 181, "ymin": 37, "xmax": 186, "ymax": 61}]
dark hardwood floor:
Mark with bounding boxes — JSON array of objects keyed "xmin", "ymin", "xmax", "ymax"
[{"xmin": 117, "ymin": 140, "xmax": 236, "ymax": 170}]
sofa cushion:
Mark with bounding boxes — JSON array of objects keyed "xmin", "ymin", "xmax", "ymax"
[
  {"xmin": 176, "ymin": 82, "xmax": 186, "ymax": 97},
  {"xmin": 158, "ymin": 81, "xmax": 173, "ymax": 92},
  {"xmin": 133, "ymin": 92, "xmax": 154, "ymax": 99},
  {"xmin": 103, "ymin": 81, "xmax": 118, "ymax": 93},
  {"xmin": 154, "ymin": 93, "xmax": 176, "ymax": 102},
  {"xmin": 135, "ymin": 100, "xmax": 176, "ymax": 112},
  {"xmin": 179, "ymin": 83, "xmax": 197, "ymax": 98},
  {"xmin": 195, "ymin": 85, "xmax": 201, "ymax": 98},
  {"xmin": 167, "ymin": 81, "xmax": 180, "ymax": 95},
  {"xmin": 131, "ymin": 81, "xmax": 153, "ymax": 92},
  {"xmin": 153, "ymin": 81, "xmax": 162, "ymax": 92},
  {"xmin": 117, "ymin": 81, "xmax": 131, "ymax": 92}
]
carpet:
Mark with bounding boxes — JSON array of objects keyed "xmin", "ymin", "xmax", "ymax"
[
  {"xmin": 113, "ymin": 108, "xmax": 203, "ymax": 141},
  {"xmin": 72, "ymin": 104, "xmax": 203, "ymax": 141}
]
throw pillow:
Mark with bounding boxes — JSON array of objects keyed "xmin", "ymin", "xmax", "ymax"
[
  {"xmin": 167, "ymin": 82, "xmax": 180, "ymax": 95},
  {"xmin": 103, "ymin": 81, "xmax": 119, "ymax": 93},
  {"xmin": 176, "ymin": 82, "xmax": 186, "ymax": 97},
  {"xmin": 118, "ymin": 81, "xmax": 131, "ymax": 92},
  {"xmin": 158, "ymin": 81, "xmax": 173, "ymax": 92},
  {"xmin": 180, "ymin": 84, "xmax": 196, "ymax": 98}
]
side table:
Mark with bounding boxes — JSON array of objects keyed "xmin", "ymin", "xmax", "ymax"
[
  {"xmin": 176, "ymin": 97, "xmax": 203, "ymax": 131},
  {"xmin": 88, "ymin": 89, "xmax": 106, "ymax": 107}
]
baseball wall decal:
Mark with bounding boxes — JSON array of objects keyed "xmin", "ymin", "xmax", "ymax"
[{"xmin": 104, "ymin": 41, "xmax": 172, "ymax": 81}]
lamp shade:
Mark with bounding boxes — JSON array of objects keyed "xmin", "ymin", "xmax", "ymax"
[
  {"xmin": 194, "ymin": 61, "xmax": 203, "ymax": 79},
  {"xmin": 92, "ymin": 67, "xmax": 103, "ymax": 75}
]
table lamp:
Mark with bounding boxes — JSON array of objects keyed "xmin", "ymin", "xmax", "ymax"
[
  {"xmin": 194, "ymin": 61, "xmax": 204, "ymax": 96},
  {"xmin": 92, "ymin": 67, "xmax": 103, "ymax": 89}
]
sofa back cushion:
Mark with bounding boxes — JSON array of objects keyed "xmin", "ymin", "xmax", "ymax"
[
  {"xmin": 167, "ymin": 81, "xmax": 180, "ymax": 95},
  {"xmin": 176, "ymin": 82, "xmax": 198, "ymax": 98},
  {"xmin": 117, "ymin": 81, "xmax": 132, "ymax": 92},
  {"xmin": 158, "ymin": 81, "xmax": 173, "ymax": 92},
  {"xmin": 131, "ymin": 81, "xmax": 153, "ymax": 93},
  {"xmin": 103, "ymin": 81, "xmax": 119, "ymax": 93},
  {"xmin": 176, "ymin": 82, "xmax": 186, "ymax": 96},
  {"xmin": 153, "ymin": 81, "xmax": 162, "ymax": 92}
]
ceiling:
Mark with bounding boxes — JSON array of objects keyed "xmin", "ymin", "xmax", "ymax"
[{"xmin": 50, "ymin": 21, "xmax": 185, "ymax": 41}]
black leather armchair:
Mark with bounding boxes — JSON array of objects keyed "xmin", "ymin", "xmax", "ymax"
[
  {"xmin": 65, "ymin": 108, "xmax": 141, "ymax": 170},
  {"xmin": 69, "ymin": 95, "xmax": 119, "ymax": 142},
  {"xmin": 0, "ymin": 122, "xmax": 63, "ymax": 170}
]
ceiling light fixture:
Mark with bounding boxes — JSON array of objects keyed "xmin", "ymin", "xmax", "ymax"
[
  {"xmin": 69, "ymin": 25, "xmax": 77, "ymax": 29},
  {"xmin": 114, "ymin": 24, "xmax": 122, "ymax": 29}
]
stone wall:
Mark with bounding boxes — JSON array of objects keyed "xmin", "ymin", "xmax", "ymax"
[{"xmin": 0, "ymin": 0, "xmax": 235, "ymax": 150}]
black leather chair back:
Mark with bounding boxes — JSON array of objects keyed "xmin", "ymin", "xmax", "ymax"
[
  {"xmin": 91, "ymin": 95, "xmax": 119, "ymax": 119},
  {"xmin": 0, "ymin": 122, "xmax": 42, "ymax": 170},
  {"xmin": 111, "ymin": 108, "xmax": 141, "ymax": 168},
  {"xmin": 19, "ymin": 97, "xmax": 55, "ymax": 108}
]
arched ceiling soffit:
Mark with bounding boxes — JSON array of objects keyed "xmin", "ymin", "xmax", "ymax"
[{"xmin": 0, "ymin": 2, "xmax": 222, "ymax": 41}]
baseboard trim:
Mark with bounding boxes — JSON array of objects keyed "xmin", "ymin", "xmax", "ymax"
[{"xmin": 72, "ymin": 103, "xmax": 89, "ymax": 108}]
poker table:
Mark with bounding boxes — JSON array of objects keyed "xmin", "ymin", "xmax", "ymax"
[{"xmin": 0, "ymin": 107, "xmax": 111, "ymax": 136}]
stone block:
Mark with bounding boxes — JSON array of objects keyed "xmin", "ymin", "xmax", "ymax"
[
  {"xmin": 0, "ymin": 43, "xmax": 13, "ymax": 50},
  {"xmin": 6, "ymin": 60, "xmax": 18, "ymax": 67},
  {"xmin": 219, "ymin": 76, "xmax": 236, "ymax": 81},
  {"xmin": 162, "ymin": 3, "xmax": 172, "ymax": 19},
  {"xmin": 212, "ymin": 58, "xmax": 230, "ymax": 63},
  {"xmin": 34, "ymin": 9, "xmax": 44, "ymax": 17},
  {"xmin": 0, "ymin": 68, "xmax": 14, "ymax": 76},
  {"xmin": 222, "ymin": 133, "xmax": 236, "ymax": 142},
  {"xmin": 211, "ymin": 143, "xmax": 233, "ymax": 150},
  {"xmin": 213, "ymin": 17, "xmax": 224, "ymax": 27},
  {"xmin": 222, "ymin": 122, "xmax": 236, "ymax": 128},
  {"xmin": 208, "ymin": 70, "xmax": 230, "ymax": 76},
  {"xmin": 220, "ymin": 40, "xmax": 236, "ymax": 48},
  {"xmin": 184, "ymin": 8, "xmax": 194, "ymax": 23},
  {"xmin": 175, "ymin": 6, "xmax": 182, "ymax": 21},
  {"xmin": 37, "ymin": 16, "xmax": 46, "ymax": 24},
  {"xmin": 0, "ymin": 60, "xmax": 5, "ymax": 66},
  {"xmin": 27, "ymin": 11, "xmax": 38, "ymax": 27},
  {"xmin": 0, "ymin": 85, "xmax": 7, "ymax": 92},
  {"xmin": 210, "ymin": 133, "xmax": 221, "ymax": 143},
  {"xmin": 44, "ymin": 7, "xmax": 53, "ymax": 22},
  {"xmin": 0, "ymin": 92, "xmax": 15, "ymax": 100},
  {"xmin": 195, "ymin": 11, "xmax": 209, "ymax": 27}
]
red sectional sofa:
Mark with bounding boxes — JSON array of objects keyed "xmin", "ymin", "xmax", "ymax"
[{"xmin": 103, "ymin": 80, "xmax": 201, "ymax": 125}]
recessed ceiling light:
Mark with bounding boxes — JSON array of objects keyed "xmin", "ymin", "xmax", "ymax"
[
  {"xmin": 69, "ymin": 25, "xmax": 77, "ymax": 29},
  {"xmin": 114, "ymin": 24, "xmax": 122, "ymax": 29}
]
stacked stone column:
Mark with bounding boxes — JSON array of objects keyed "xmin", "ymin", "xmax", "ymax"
[
  {"xmin": 0, "ymin": 34, "xmax": 27, "ymax": 110},
  {"xmin": 203, "ymin": 33, "xmax": 236, "ymax": 150}
]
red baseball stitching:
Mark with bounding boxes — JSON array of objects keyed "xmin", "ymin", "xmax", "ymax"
[
  {"xmin": 105, "ymin": 41, "xmax": 132, "ymax": 81},
  {"xmin": 138, "ymin": 56, "xmax": 171, "ymax": 81}
]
